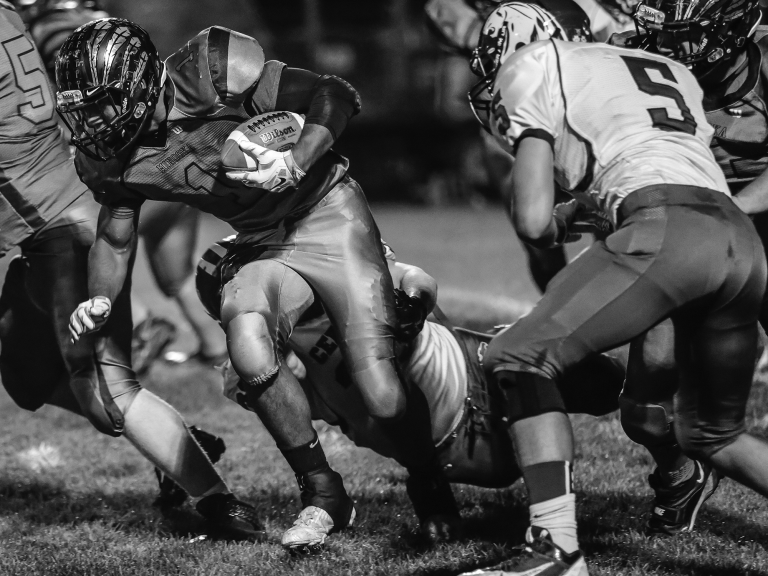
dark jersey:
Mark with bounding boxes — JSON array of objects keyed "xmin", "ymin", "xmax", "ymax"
[
  {"xmin": 75, "ymin": 26, "xmax": 349, "ymax": 233},
  {"xmin": 706, "ymin": 27, "xmax": 768, "ymax": 191},
  {"xmin": 0, "ymin": 3, "xmax": 87, "ymax": 255}
]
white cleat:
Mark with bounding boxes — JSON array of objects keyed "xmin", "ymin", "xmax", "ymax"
[{"xmin": 281, "ymin": 505, "xmax": 356, "ymax": 553}]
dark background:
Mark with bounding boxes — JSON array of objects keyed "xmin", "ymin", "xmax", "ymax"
[{"xmin": 100, "ymin": 0, "xmax": 494, "ymax": 204}]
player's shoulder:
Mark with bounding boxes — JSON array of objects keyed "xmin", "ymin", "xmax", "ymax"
[
  {"xmin": 0, "ymin": 2, "xmax": 27, "ymax": 36},
  {"xmin": 166, "ymin": 25, "xmax": 266, "ymax": 114},
  {"xmin": 74, "ymin": 151, "xmax": 142, "ymax": 206}
]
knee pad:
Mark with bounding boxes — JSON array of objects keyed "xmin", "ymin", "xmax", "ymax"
[
  {"xmin": 495, "ymin": 371, "xmax": 566, "ymax": 425},
  {"xmin": 227, "ymin": 312, "xmax": 280, "ymax": 386},
  {"xmin": 618, "ymin": 397, "xmax": 676, "ymax": 448}
]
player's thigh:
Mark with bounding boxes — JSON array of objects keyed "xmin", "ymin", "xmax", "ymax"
[
  {"xmin": 220, "ymin": 258, "xmax": 315, "ymax": 344},
  {"xmin": 0, "ymin": 257, "xmax": 65, "ymax": 410},
  {"xmin": 140, "ymin": 203, "xmax": 200, "ymax": 297}
]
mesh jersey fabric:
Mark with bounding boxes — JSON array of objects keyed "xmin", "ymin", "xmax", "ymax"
[{"xmin": 0, "ymin": 5, "xmax": 88, "ymax": 255}]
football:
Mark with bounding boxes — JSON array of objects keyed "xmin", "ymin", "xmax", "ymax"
[{"xmin": 220, "ymin": 111, "xmax": 304, "ymax": 170}]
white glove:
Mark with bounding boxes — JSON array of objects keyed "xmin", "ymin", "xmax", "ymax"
[
  {"xmin": 225, "ymin": 140, "xmax": 306, "ymax": 193},
  {"xmin": 69, "ymin": 296, "xmax": 112, "ymax": 342}
]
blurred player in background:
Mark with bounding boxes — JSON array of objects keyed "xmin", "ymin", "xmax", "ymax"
[
  {"xmin": 425, "ymin": 0, "xmax": 615, "ymax": 294},
  {"xmin": 58, "ymin": 18, "xmax": 448, "ymax": 551},
  {"xmin": 609, "ymin": 0, "xmax": 768, "ymax": 537},
  {"xmin": 12, "ymin": 0, "xmax": 227, "ymax": 374},
  {"xmin": 0, "ymin": 1, "xmax": 264, "ymax": 540},
  {"xmin": 197, "ymin": 236, "xmax": 627, "ymax": 546},
  {"xmin": 464, "ymin": 3, "xmax": 768, "ymax": 575}
]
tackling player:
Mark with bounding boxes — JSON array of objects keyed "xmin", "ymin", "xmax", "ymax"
[
  {"xmin": 11, "ymin": 0, "xmax": 227, "ymax": 373},
  {"xmin": 464, "ymin": 3, "xmax": 768, "ymax": 575},
  {"xmin": 606, "ymin": 0, "xmax": 768, "ymax": 537},
  {"xmin": 57, "ymin": 18, "xmax": 445, "ymax": 548},
  {"xmin": 0, "ymin": 1, "xmax": 263, "ymax": 540},
  {"xmin": 196, "ymin": 236, "xmax": 627, "ymax": 547}
]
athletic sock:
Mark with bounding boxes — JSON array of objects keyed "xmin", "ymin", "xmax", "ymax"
[
  {"xmin": 529, "ymin": 493, "xmax": 579, "ymax": 554},
  {"xmin": 280, "ymin": 432, "xmax": 328, "ymax": 475},
  {"xmin": 522, "ymin": 461, "xmax": 578, "ymax": 554},
  {"xmin": 194, "ymin": 480, "xmax": 231, "ymax": 502},
  {"xmin": 661, "ymin": 458, "xmax": 695, "ymax": 487}
]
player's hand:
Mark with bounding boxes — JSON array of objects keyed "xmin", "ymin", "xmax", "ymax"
[
  {"xmin": 570, "ymin": 206, "xmax": 613, "ymax": 239},
  {"xmin": 225, "ymin": 141, "xmax": 305, "ymax": 193},
  {"xmin": 69, "ymin": 296, "xmax": 112, "ymax": 342},
  {"xmin": 424, "ymin": 0, "xmax": 482, "ymax": 52},
  {"xmin": 552, "ymin": 199, "xmax": 584, "ymax": 244}
]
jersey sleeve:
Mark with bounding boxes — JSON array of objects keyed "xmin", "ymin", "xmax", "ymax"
[
  {"xmin": 166, "ymin": 26, "xmax": 265, "ymax": 114},
  {"xmin": 246, "ymin": 60, "xmax": 286, "ymax": 115},
  {"xmin": 74, "ymin": 153, "xmax": 144, "ymax": 209},
  {"xmin": 492, "ymin": 42, "xmax": 560, "ymax": 153}
]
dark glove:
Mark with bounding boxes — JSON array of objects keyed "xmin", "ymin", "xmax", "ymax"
[{"xmin": 393, "ymin": 288, "xmax": 428, "ymax": 341}]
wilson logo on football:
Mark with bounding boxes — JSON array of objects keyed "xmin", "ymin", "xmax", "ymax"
[{"xmin": 259, "ymin": 126, "xmax": 296, "ymax": 143}]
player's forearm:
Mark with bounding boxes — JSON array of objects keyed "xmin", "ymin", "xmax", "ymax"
[
  {"xmin": 733, "ymin": 171, "xmax": 768, "ymax": 214},
  {"xmin": 290, "ymin": 123, "xmax": 335, "ymax": 173},
  {"xmin": 88, "ymin": 235, "xmax": 135, "ymax": 301}
]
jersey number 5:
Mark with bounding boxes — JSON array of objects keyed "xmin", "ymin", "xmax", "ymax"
[
  {"xmin": 620, "ymin": 55, "xmax": 697, "ymax": 136},
  {"xmin": 1, "ymin": 34, "xmax": 54, "ymax": 125}
]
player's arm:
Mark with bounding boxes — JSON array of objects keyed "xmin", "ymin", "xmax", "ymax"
[
  {"xmin": 273, "ymin": 68, "xmax": 361, "ymax": 170},
  {"xmin": 389, "ymin": 261, "xmax": 438, "ymax": 316},
  {"xmin": 732, "ymin": 169, "xmax": 768, "ymax": 215},
  {"xmin": 69, "ymin": 203, "xmax": 139, "ymax": 341}
]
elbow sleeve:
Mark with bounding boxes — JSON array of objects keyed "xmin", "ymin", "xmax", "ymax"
[{"xmin": 305, "ymin": 75, "xmax": 362, "ymax": 140}]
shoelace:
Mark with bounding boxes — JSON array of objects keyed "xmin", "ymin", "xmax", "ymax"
[{"xmin": 293, "ymin": 507, "xmax": 325, "ymax": 529}]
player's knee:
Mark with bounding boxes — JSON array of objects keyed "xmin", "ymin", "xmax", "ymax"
[
  {"xmin": 618, "ymin": 397, "xmax": 675, "ymax": 448},
  {"xmin": 495, "ymin": 370, "xmax": 566, "ymax": 425},
  {"xmin": 226, "ymin": 312, "xmax": 280, "ymax": 386},
  {"xmin": 351, "ymin": 360, "xmax": 406, "ymax": 419}
]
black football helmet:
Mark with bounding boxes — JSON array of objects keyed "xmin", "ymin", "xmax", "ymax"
[
  {"xmin": 196, "ymin": 236, "xmax": 237, "ymax": 323},
  {"xmin": 468, "ymin": 1, "xmax": 592, "ymax": 132},
  {"xmin": 12, "ymin": 0, "xmax": 108, "ymax": 74},
  {"xmin": 632, "ymin": 0, "xmax": 761, "ymax": 77},
  {"xmin": 54, "ymin": 18, "xmax": 162, "ymax": 160}
]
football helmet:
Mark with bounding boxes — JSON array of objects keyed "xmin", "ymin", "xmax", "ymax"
[
  {"xmin": 54, "ymin": 18, "xmax": 163, "ymax": 160},
  {"xmin": 12, "ymin": 0, "xmax": 108, "ymax": 73},
  {"xmin": 632, "ymin": 0, "xmax": 761, "ymax": 77},
  {"xmin": 468, "ymin": 1, "xmax": 592, "ymax": 131},
  {"xmin": 196, "ymin": 236, "xmax": 236, "ymax": 322}
]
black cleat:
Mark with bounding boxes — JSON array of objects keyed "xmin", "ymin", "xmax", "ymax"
[
  {"xmin": 153, "ymin": 426, "xmax": 227, "ymax": 510},
  {"xmin": 196, "ymin": 493, "xmax": 267, "ymax": 541},
  {"xmin": 406, "ymin": 468, "xmax": 461, "ymax": 542},
  {"xmin": 281, "ymin": 466, "xmax": 355, "ymax": 552},
  {"xmin": 647, "ymin": 459, "xmax": 720, "ymax": 536},
  {"xmin": 132, "ymin": 314, "xmax": 177, "ymax": 376},
  {"xmin": 460, "ymin": 526, "xmax": 588, "ymax": 576}
]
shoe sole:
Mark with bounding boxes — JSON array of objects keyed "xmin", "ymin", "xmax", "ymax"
[{"xmin": 458, "ymin": 557, "xmax": 588, "ymax": 576}]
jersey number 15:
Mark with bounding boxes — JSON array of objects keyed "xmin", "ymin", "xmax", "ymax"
[{"xmin": 621, "ymin": 55, "xmax": 697, "ymax": 136}]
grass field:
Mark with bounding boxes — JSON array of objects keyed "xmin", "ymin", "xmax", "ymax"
[{"xmin": 1, "ymin": 206, "xmax": 768, "ymax": 576}]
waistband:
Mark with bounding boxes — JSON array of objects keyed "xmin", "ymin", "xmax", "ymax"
[{"xmin": 617, "ymin": 184, "xmax": 732, "ymax": 227}]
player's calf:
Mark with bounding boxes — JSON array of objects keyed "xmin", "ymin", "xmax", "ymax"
[{"xmin": 406, "ymin": 467, "xmax": 461, "ymax": 543}]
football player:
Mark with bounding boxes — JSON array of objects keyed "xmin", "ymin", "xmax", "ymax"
[
  {"xmin": 196, "ymin": 236, "xmax": 627, "ymax": 547},
  {"xmin": 0, "ymin": 1, "xmax": 263, "ymax": 540},
  {"xmin": 607, "ymin": 0, "xmax": 768, "ymax": 537},
  {"xmin": 11, "ymin": 0, "xmax": 227, "ymax": 373},
  {"xmin": 58, "ymin": 18, "xmax": 445, "ymax": 549},
  {"xmin": 463, "ymin": 3, "xmax": 768, "ymax": 575},
  {"xmin": 425, "ymin": 0, "xmax": 607, "ymax": 295}
]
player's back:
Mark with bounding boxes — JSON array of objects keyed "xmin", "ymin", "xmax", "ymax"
[
  {"xmin": 0, "ymin": 3, "xmax": 87, "ymax": 254},
  {"xmin": 494, "ymin": 40, "xmax": 728, "ymax": 220}
]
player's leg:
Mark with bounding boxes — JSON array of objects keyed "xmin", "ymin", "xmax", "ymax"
[
  {"xmin": 139, "ymin": 202, "xmax": 226, "ymax": 364},
  {"xmin": 482, "ymin": 199, "xmax": 731, "ymax": 563},
  {"xmin": 25, "ymin": 210, "xmax": 265, "ymax": 540},
  {"xmin": 219, "ymin": 258, "xmax": 354, "ymax": 550},
  {"xmin": 280, "ymin": 179, "xmax": 438, "ymax": 465}
]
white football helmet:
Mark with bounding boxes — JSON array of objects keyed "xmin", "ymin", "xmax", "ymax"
[{"xmin": 468, "ymin": 1, "xmax": 590, "ymax": 130}]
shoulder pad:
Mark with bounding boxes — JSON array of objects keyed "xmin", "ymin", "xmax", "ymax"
[
  {"xmin": 166, "ymin": 26, "xmax": 264, "ymax": 115},
  {"xmin": 0, "ymin": 1, "xmax": 14, "ymax": 11}
]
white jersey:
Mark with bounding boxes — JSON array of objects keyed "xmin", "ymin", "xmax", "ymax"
[{"xmin": 491, "ymin": 40, "xmax": 729, "ymax": 223}]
